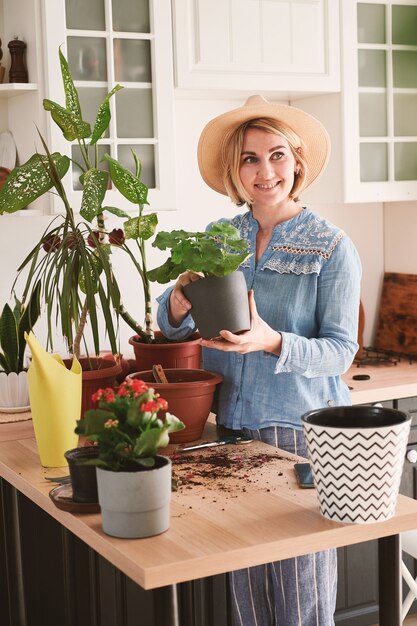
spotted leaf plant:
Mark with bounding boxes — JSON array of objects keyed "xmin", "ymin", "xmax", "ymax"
[{"xmin": 0, "ymin": 48, "xmax": 158, "ymax": 361}]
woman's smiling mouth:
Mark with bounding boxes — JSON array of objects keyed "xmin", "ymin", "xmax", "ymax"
[{"xmin": 255, "ymin": 181, "xmax": 280, "ymax": 190}]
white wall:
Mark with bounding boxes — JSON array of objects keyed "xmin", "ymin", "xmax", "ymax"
[{"xmin": 0, "ymin": 92, "xmax": 384, "ymax": 356}]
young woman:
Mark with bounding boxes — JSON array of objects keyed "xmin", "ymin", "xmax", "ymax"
[{"xmin": 157, "ymin": 95, "xmax": 361, "ymax": 625}]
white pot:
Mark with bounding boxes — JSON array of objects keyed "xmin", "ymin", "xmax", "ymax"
[
  {"xmin": 96, "ymin": 456, "xmax": 172, "ymax": 538},
  {"xmin": 0, "ymin": 371, "xmax": 29, "ymax": 409},
  {"xmin": 302, "ymin": 405, "xmax": 411, "ymax": 524}
]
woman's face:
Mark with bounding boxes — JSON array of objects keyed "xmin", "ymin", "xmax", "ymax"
[{"xmin": 239, "ymin": 127, "xmax": 298, "ymax": 209}]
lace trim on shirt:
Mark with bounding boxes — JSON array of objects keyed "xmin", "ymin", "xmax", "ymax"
[
  {"xmin": 271, "ymin": 231, "xmax": 344, "ymax": 260},
  {"xmin": 263, "ymin": 258, "xmax": 322, "ymax": 275}
]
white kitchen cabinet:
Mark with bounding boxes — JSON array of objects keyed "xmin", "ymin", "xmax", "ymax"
[
  {"xmin": 341, "ymin": 0, "xmax": 417, "ymax": 203},
  {"xmin": 1, "ymin": 0, "xmax": 176, "ymax": 214},
  {"xmin": 172, "ymin": 0, "xmax": 340, "ymax": 95}
]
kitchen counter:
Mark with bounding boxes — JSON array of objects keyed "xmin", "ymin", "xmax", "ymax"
[
  {"xmin": 2, "ymin": 361, "xmax": 417, "ymax": 625},
  {"xmin": 343, "ymin": 359, "xmax": 417, "ymax": 405},
  {"xmin": 0, "ymin": 420, "xmax": 417, "ymax": 625}
]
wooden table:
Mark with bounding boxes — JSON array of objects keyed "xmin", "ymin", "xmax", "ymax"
[{"xmin": 0, "ymin": 418, "xmax": 417, "ymax": 625}]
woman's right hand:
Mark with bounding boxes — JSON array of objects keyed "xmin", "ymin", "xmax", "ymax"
[{"xmin": 168, "ymin": 271, "xmax": 203, "ymax": 326}]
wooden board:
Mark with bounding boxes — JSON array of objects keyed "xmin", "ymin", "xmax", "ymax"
[{"xmin": 374, "ymin": 272, "xmax": 417, "ymax": 356}]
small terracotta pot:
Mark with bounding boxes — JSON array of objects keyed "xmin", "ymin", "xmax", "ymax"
[
  {"xmin": 64, "ymin": 445, "xmax": 99, "ymax": 503},
  {"xmin": 127, "ymin": 368, "xmax": 223, "ymax": 443},
  {"xmin": 128, "ymin": 330, "xmax": 202, "ymax": 372}
]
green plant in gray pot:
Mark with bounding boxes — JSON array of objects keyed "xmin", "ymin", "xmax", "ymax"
[
  {"xmin": 74, "ymin": 377, "xmax": 185, "ymax": 538},
  {"xmin": 147, "ymin": 222, "xmax": 252, "ymax": 338}
]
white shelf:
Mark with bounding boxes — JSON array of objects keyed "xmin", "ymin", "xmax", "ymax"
[{"xmin": 0, "ymin": 83, "xmax": 37, "ymax": 98}]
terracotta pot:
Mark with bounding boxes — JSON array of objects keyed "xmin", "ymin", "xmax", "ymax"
[
  {"xmin": 64, "ymin": 357, "xmax": 122, "ymax": 419},
  {"xmin": 128, "ymin": 368, "xmax": 223, "ymax": 443},
  {"xmin": 64, "ymin": 445, "xmax": 99, "ymax": 503},
  {"xmin": 128, "ymin": 330, "xmax": 202, "ymax": 372},
  {"xmin": 183, "ymin": 271, "xmax": 250, "ymax": 339},
  {"xmin": 96, "ymin": 456, "xmax": 172, "ymax": 538},
  {"xmin": 100, "ymin": 352, "xmax": 130, "ymax": 382}
]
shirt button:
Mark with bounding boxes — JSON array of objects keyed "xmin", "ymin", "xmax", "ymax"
[{"xmin": 327, "ymin": 400, "xmax": 334, "ymax": 406}]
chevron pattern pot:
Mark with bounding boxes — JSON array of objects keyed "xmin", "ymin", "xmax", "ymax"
[{"xmin": 302, "ymin": 405, "xmax": 411, "ymax": 524}]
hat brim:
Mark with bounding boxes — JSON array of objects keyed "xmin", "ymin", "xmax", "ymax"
[{"xmin": 197, "ymin": 100, "xmax": 330, "ymax": 196}]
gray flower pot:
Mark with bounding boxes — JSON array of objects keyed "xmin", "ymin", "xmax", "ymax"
[
  {"xmin": 183, "ymin": 271, "xmax": 250, "ymax": 339},
  {"xmin": 96, "ymin": 456, "xmax": 172, "ymax": 538}
]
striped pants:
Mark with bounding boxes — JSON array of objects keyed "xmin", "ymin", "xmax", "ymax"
[{"xmin": 229, "ymin": 426, "xmax": 337, "ymax": 626}]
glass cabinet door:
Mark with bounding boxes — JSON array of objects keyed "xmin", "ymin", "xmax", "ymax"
[
  {"xmin": 343, "ymin": 1, "xmax": 417, "ymax": 202},
  {"xmin": 42, "ymin": 0, "xmax": 175, "ymax": 211}
]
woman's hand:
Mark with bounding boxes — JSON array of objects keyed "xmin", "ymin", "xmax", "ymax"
[
  {"xmin": 168, "ymin": 271, "xmax": 203, "ymax": 326},
  {"xmin": 201, "ymin": 290, "xmax": 282, "ymax": 355}
]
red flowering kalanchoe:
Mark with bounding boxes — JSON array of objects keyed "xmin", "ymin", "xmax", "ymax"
[{"xmin": 75, "ymin": 378, "xmax": 185, "ymax": 471}]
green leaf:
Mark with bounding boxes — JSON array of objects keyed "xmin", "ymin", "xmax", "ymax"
[
  {"xmin": 101, "ymin": 205, "xmax": 130, "ymax": 219},
  {"xmin": 90, "ymin": 85, "xmax": 123, "ymax": 144},
  {"xmin": 124, "ymin": 213, "xmax": 158, "ymax": 241},
  {"xmin": 164, "ymin": 412, "xmax": 186, "ymax": 433},
  {"xmin": 0, "ymin": 304, "xmax": 18, "ymax": 373},
  {"xmin": 43, "ymin": 99, "xmax": 91, "ymax": 142},
  {"xmin": 0, "ymin": 153, "xmax": 70, "ymax": 214},
  {"xmin": 103, "ymin": 153, "xmax": 148, "ymax": 206},
  {"xmin": 146, "ymin": 259, "xmax": 178, "ymax": 284},
  {"xmin": 59, "ymin": 47, "xmax": 82, "ymax": 118},
  {"xmin": 17, "ymin": 281, "xmax": 41, "ymax": 371},
  {"xmin": 133, "ymin": 428, "xmax": 169, "ymax": 458},
  {"xmin": 75, "ymin": 409, "xmax": 116, "ymax": 436},
  {"xmin": 79, "ymin": 168, "xmax": 109, "ymax": 222}
]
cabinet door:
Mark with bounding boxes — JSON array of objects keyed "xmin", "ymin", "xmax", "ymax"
[
  {"xmin": 42, "ymin": 0, "xmax": 175, "ymax": 213},
  {"xmin": 342, "ymin": 0, "xmax": 417, "ymax": 203},
  {"xmin": 172, "ymin": 0, "xmax": 340, "ymax": 93}
]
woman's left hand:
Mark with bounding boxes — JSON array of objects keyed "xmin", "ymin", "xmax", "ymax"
[{"xmin": 201, "ymin": 290, "xmax": 282, "ymax": 355}]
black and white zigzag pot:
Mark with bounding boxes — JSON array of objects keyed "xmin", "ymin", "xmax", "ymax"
[{"xmin": 302, "ymin": 405, "xmax": 411, "ymax": 524}]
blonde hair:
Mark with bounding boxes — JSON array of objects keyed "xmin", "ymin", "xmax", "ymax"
[{"xmin": 222, "ymin": 117, "xmax": 308, "ymax": 205}]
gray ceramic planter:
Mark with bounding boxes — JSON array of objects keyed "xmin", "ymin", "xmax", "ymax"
[
  {"xmin": 183, "ymin": 271, "xmax": 250, "ymax": 339},
  {"xmin": 96, "ymin": 456, "xmax": 172, "ymax": 538}
]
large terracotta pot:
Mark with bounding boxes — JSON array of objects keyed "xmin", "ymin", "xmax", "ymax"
[
  {"xmin": 64, "ymin": 357, "xmax": 122, "ymax": 419},
  {"xmin": 128, "ymin": 330, "xmax": 202, "ymax": 372},
  {"xmin": 127, "ymin": 368, "xmax": 223, "ymax": 443}
]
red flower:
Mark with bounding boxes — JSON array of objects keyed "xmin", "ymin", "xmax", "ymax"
[
  {"xmin": 109, "ymin": 228, "xmax": 125, "ymax": 245},
  {"xmin": 43, "ymin": 233, "xmax": 61, "ymax": 252},
  {"xmin": 87, "ymin": 231, "xmax": 100, "ymax": 248},
  {"xmin": 140, "ymin": 400, "xmax": 160, "ymax": 413},
  {"xmin": 92, "ymin": 387, "xmax": 115, "ymax": 404}
]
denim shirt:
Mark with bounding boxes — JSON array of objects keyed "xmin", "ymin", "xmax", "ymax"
[{"xmin": 156, "ymin": 208, "xmax": 362, "ymax": 431}]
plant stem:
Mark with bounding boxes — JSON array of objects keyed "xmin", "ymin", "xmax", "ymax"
[{"xmin": 73, "ymin": 298, "xmax": 88, "ymax": 359}]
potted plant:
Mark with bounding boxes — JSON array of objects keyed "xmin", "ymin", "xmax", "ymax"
[
  {"xmin": 147, "ymin": 222, "xmax": 252, "ymax": 338},
  {"xmin": 0, "ymin": 283, "xmax": 41, "ymax": 410},
  {"xmin": 74, "ymin": 377, "xmax": 185, "ymax": 538},
  {"xmin": 0, "ymin": 48, "xmax": 201, "ymax": 378}
]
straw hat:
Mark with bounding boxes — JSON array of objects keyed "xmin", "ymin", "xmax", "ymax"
[{"xmin": 197, "ymin": 95, "xmax": 330, "ymax": 195}]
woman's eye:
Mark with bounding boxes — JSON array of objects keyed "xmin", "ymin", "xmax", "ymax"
[
  {"xmin": 271, "ymin": 151, "xmax": 284, "ymax": 160},
  {"xmin": 242, "ymin": 156, "xmax": 257, "ymax": 164}
]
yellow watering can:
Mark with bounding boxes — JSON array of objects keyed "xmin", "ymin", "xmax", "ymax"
[{"xmin": 25, "ymin": 332, "xmax": 81, "ymax": 467}]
